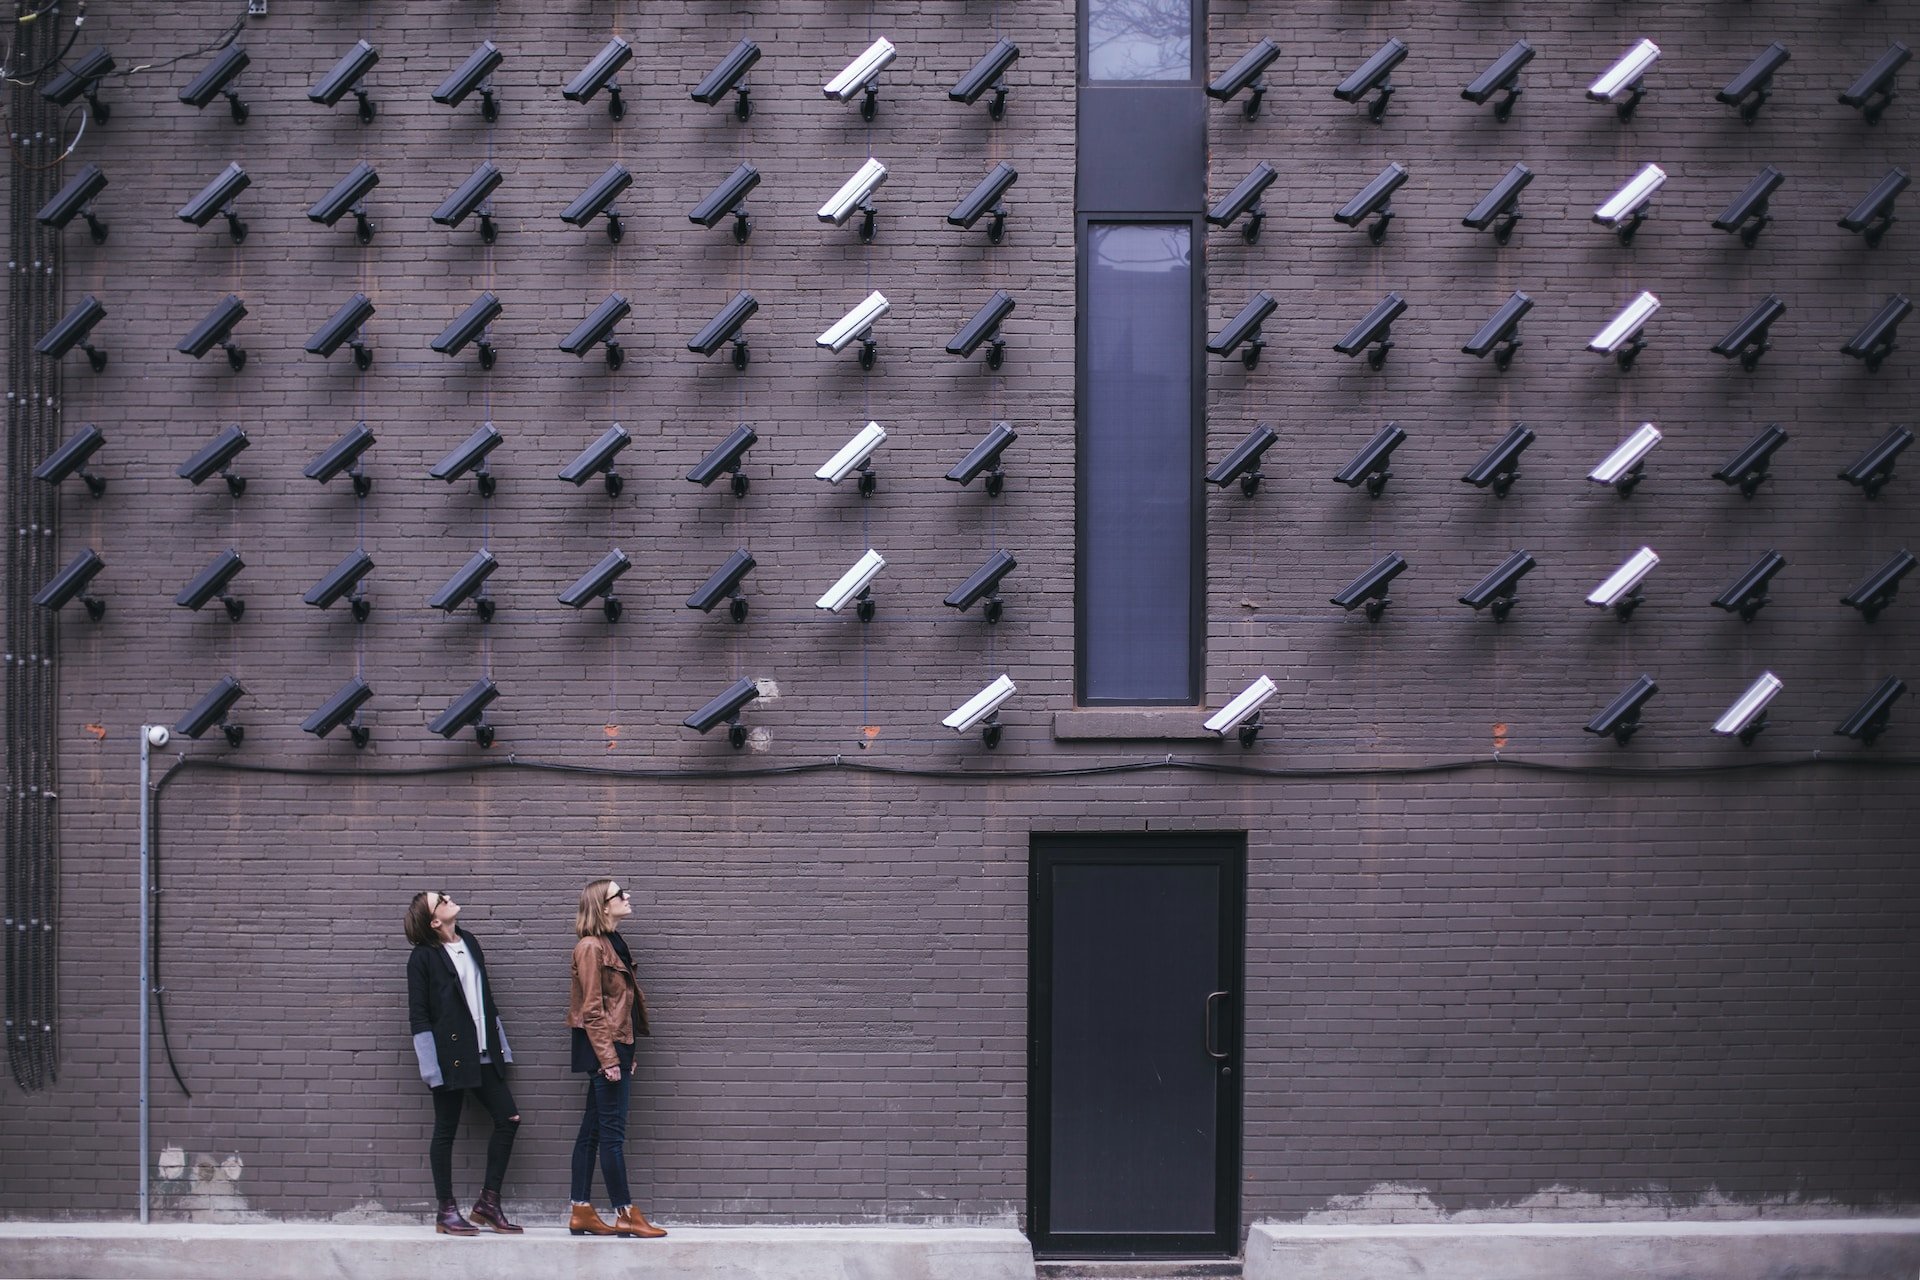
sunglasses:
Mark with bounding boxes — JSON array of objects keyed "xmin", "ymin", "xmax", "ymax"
[
  {"xmin": 605, "ymin": 885, "xmax": 630, "ymax": 904},
  {"xmin": 425, "ymin": 891, "xmax": 453, "ymax": 912}
]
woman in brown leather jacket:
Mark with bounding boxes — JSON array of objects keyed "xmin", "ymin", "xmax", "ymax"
[{"xmin": 565, "ymin": 877, "xmax": 666, "ymax": 1239}]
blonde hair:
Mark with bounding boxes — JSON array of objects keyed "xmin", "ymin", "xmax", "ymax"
[
  {"xmin": 402, "ymin": 892, "xmax": 436, "ymax": 947},
  {"xmin": 576, "ymin": 878, "xmax": 619, "ymax": 938}
]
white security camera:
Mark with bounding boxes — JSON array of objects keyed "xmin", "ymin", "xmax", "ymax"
[
  {"xmin": 146, "ymin": 725, "xmax": 171, "ymax": 748},
  {"xmin": 1204, "ymin": 675, "xmax": 1278, "ymax": 746},
  {"xmin": 1712, "ymin": 672, "xmax": 1782, "ymax": 743},
  {"xmin": 819, "ymin": 158, "xmax": 889, "ymax": 228},
  {"xmin": 1588, "ymin": 291, "xmax": 1660, "ymax": 367},
  {"xmin": 1587, "ymin": 547, "xmax": 1659, "ymax": 617},
  {"xmin": 817, "ymin": 422, "xmax": 887, "ymax": 488},
  {"xmin": 1593, "ymin": 164, "xmax": 1666, "ymax": 239},
  {"xmin": 1588, "ymin": 38, "xmax": 1660, "ymax": 110},
  {"xmin": 943, "ymin": 674, "xmax": 1016, "ymax": 747},
  {"xmin": 818, "ymin": 291, "xmax": 891, "ymax": 355},
  {"xmin": 825, "ymin": 37, "xmax": 897, "ymax": 118},
  {"xmin": 816, "ymin": 549, "xmax": 887, "ymax": 618},
  {"xmin": 1589, "ymin": 424, "xmax": 1663, "ymax": 493}
]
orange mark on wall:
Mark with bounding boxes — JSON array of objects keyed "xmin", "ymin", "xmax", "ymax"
[
  {"xmin": 1492, "ymin": 722, "xmax": 1509, "ymax": 749},
  {"xmin": 603, "ymin": 724, "xmax": 620, "ymax": 750},
  {"xmin": 83, "ymin": 723, "xmax": 107, "ymax": 740}
]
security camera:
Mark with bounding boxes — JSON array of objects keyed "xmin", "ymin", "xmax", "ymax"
[
  {"xmin": 1588, "ymin": 291, "xmax": 1660, "ymax": 369},
  {"xmin": 1333, "ymin": 293, "xmax": 1406, "ymax": 368},
  {"xmin": 304, "ymin": 548, "xmax": 375, "ymax": 621},
  {"xmin": 1841, "ymin": 294, "xmax": 1911, "ymax": 371},
  {"xmin": 1334, "ymin": 423, "xmax": 1407, "ymax": 497},
  {"xmin": 693, "ymin": 38, "xmax": 761, "ymax": 119},
  {"xmin": 32, "ymin": 548, "xmax": 107, "ymax": 621},
  {"xmin": 430, "ymin": 549, "xmax": 499, "ymax": 620},
  {"xmin": 1334, "ymin": 36, "xmax": 1408, "ymax": 122},
  {"xmin": 429, "ymin": 678, "xmax": 500, "ymax": 747},
  {"xmin": 818, "ymin": 292, "xmax": 890, "ymax": 368},
  {"xmin": 430, "ymin": 423, "xmax": 504, "ymax": 495},
  {"xmin": 181, "ymin": 45, "xmax": 251, "ymax": 123},
  {"xmin": 817, "ymin": 549, "xmax": 887, "ymax": 620},
  {"xmin": 34, "ymin": 295, "xmax": 109, "ymax": 371},
  {"xmin": 177, "ymin": 162, "xmax": 251, "ymax": 241},
  {"xmin": 1838, "ymin": 425, "xmax": 1913, "ymax": 498},
  {"xmin": 303, "ymin": 677, "xmax": 373, "ymax": 748},
  {"xmin": 1712, "ymin": 550, "xmax": 1788, "ymax": 622},
  {"xmin": 1712, "ymin": 672, "xmax": 1782, "ymax": 744},
  {"xmin": 1718, "ymin": 42, "xmax": 1789, "ymax": 122},
  {"xmin": 145, "ymin": 725, "xmax": 171, "ymax": 749},
  {"xmin": 1841, "ymin": 549, "xmax": 1917, "ymax": 622},
  {"xmin": 687, "ymin": 549, "xmax": 757, "ymax": 622},
  {"xmin": 1208, "ymin": 292, "xmax": 1278, "ymax": 368},
  {"xmin": 690, "ymin": 163, "xmax": 760, "ymax": 242},
  {"xmin": 1839, "ymin": 41, "xmax": 1910, "ymax": 124},
  {"xmin": 560, "ymin": 293, "xmax": 631, "ymax": 368},
  {"xmin": 35, "ymin": 423, "xmax": 108, "ymax": 496},
  {"xmin": 1586, "ymin": 675, "xmax": 1658, "ymax": 745},
  {"xmin": 953, "ymin": 38, "xmax": 1020, "ymax": 119},
  {"xmin": 688, "ymin": 425, "xmax": 758, "ymax": 496},
  {"xmin": 1836, "ymin": 676, "xmax": 1906, "ymax": 745},
  {"xmin": 178, "ymin": 294, "xmax": 249, "ymax": 371},
  {"xmin": 944, "ymin": 674, "xmax": 1017, "ymax": 748},
  {"xmin": 1713, "ymin": 166, "xmax": 1785, "ymax": 246},
  {"xmin": 310, "ymin": 39, "xmax": 379, "ymax": 123},
  {"xmin": 176, "ymin": 549, "xmax": 246, "ymax": 620},
  {"xmin": 824, "ymin": 37, "xmax": 897, "ymax": 119},
  {"xmin": 819, "ymin": 158, "xmax": 889, "ymax": 242},
  {"xmin": 1203, "ymin": 675, "xmax": 1278, "ymax": 747},
  {"xmin": 1207, "ymin": 38, "xmax": 1280, "ymax": 118},
  {"xmin": 689, "ymin": 291, "xmax": 759, "ymax": 369},
  {"xmin": 1206, "ymin": 424, "xmax": 1279, "ymax": 496},
  {"xmin": 433, "ymin": 292, "xmax": 503, "ymax": 368},
  {"xmin": 948, "ymin": 422, "xmax": 1018, "ymax": 494},
  {"xmin": 178, "ymin": 424, "xmax": 250, "ymax": 496},
  {"xmin": 306, "ymin": 292, "xmax": 375, "ymax": 368},
  {"xmin": 559, "ymin": 424, "xmax": 632, "ymax": 496},
  {"xmin": 1594, "ymin": 163, "xmax": 1666, "ymax": 243},
  {"xmin": 1711, "ymin": 295, "xmax": 1786, "ymax": 370},
  {"xmin": 1587, "ymin": 547, "xmax": 1660, "ymax": 620},
  {"xmin": 434, "ymin": 163, "xmax": 504, "ymax": 243},
  {"xmin": 37, "ymin": 162, "xmax": 110, "ymax": 242},
  {"xmin": 1464, "ymin": 162, "xmax": 1533, "ymax": 243},
  {"xmin": 683, "ymin": 677, "xmax": 759, "ymax": 747},
  {"xmin": 176, "ymin": 675, "xmax": 247, "ymax": 747},
  {"xmin": 1334, "ymin": 163, "xmax": 1409, "ymax": 243},
  {"xmin": 558, "ymin": 549, "xmax": 632, "ymax": 621},
  {"xmin": 949, "ymin": 162, "xmax": 1019, "ymax": 242},
  {"xmin": 1458, "ymin": 549, "xmax": 1536, "ymax": 622},
  {"xmin": 1839, "ymin": 168, "xmax": 1908, "ymax": 246},
  {"xmin": 564, "ymin": 36, "xmax": 633, "ymax": 119},
  {"xmin": 944, "ymin": 550, "xmax": 1018, "ymax": 623},
  {"xmin": 42, "ymin": 47, "xmax": 115, "ymax": 122},
  {"xmin": 1462, "ymin": 423, "xmax": 1536, "ymax": 497},
  {"xmin": 305, "ymin": 422, "xmax": 376, "ymax": 496},
  {"xmin": 1462, "ymin": 40, "xmax": 1534, "ymax": 120},
  {"xmin": 948, "ymin": 291, "xmax": 1015, "ymax": 368},
  {"xmin": 308, "ymin": 162, "xmax": 380, "ymax": 242},
  {"xmin": 1588, "ymin": 38, "xmax": 1659, "ymax": 119},
  {"xmin": 1208, "ymin": 163, "xmax": 1278, "ymax": 241},
  {"xmin": 1331, "ymin": 552, "xmax": 1408, "ymax": 621},
  {"xmin": 434, "ymin": 41, "xmax": 503, "ymax": 121},
  {"xmin": 562, "ymin": 164, "xmax": 632, "ymax": 242},
  {"xmin": 1462, "ymin": 291, "xmax": 1533, "ymax": 369},
  {"xmin": 1589, "ymin": 423, "xmax": 1663, "ymax": 496},
  {"xmin": 819, "ymin": 422, "xmax": 887, "ymax": 492},
  {"xmin": 1714, "ymin": 424, "xmax": 1788, "ymax": 498}
]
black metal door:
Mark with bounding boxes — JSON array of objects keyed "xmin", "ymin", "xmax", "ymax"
[{"xmin": 1030, "ymin": 833, "xmax": 1243, "ymax": 1257}]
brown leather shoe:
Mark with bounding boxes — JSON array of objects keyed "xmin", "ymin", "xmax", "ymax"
[
  {"xmin": 435, "ymin": 1199, "xmax": 480, "ymax": 1236},
  {"xmin": 470, "ymin": 1188, "xmax": 523, "ymax": 1234},
  {"xmin": 613, "ymin": 1205, "xmax": 667, "ymax": 1239},
  {"xmin": 567, "ymin": 1203, "xmax": 616, "ymax": 1237}
]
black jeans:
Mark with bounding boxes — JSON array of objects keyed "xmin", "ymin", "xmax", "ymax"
[
  {"xmin": 429, "ymin": 1060, "xmax": 519, "ymax": 1203},
  {"xmin": 569, "ymin": 1043, "xmax": 633, "ymax": 1208}
]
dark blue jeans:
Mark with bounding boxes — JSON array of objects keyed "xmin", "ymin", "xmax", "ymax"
[{"xmin": 569, "ymin": 1043, "xmax": 633, "ymax": 1208}]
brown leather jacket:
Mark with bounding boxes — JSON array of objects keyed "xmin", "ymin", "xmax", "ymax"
[{"xmin": 568, "ymin": 934, "xmax": 650, "ymax": 1071}]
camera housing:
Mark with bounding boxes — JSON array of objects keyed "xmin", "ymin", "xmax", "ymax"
[
  {"xmin": 33, "ymin": 548, "xmax": 107, "ymax": 621},
  {"xmin": 818, "ymin": 292, "xmax": 890, "ymax": 368},
  {"xmin": 1587, "ymin": 547, "xmax": 1660, "ymax": 620},
  {"xmin": 1459, "ymin": 550, "xmax": 1536, "ymax": 622},
  {"xmin": 1462, "ymin": 291, "xmax": 1533, "ymax": 369},
  {"xmin": 1712, "ymin": 295, "xmax": 1786, "ymax": 370},
  {"xmin": 817, "ymin": 422, "xmax": 887, "ymax": 493},
  {"xmin": 1335, "ymin": 423, "xmax": 1407, "ymax": 497},
  {"xmin": 1714, "ymin": 424, "xmax": 1788, "ymax": 498},
  {"xmin": 1839, "ymin": 168, "xmax": 1909, "ymax": 247},
  {"xmin": 560, "ymin": 293, "xmax": 632, "ymax": 368},
  {"xmin": 1208, "ymin": 292, "xmax": 1278, "ymax": 368},
  {"xmin": 562, "ymin": 164, "xmax": 632, "ymax": 242},
  {"xmin": 433, "ymin": 292, "xmax": 503, "ymax": 368},
  {"xmin": 307, "ymin": 292, "xmax": 376, "ymax": 368},
  {"xmin": 949, "ymin": 162, "xmax": 1019, "ymax": 243},
  {"xmin": 559, "ymin": 549, "xmax": 632, "ymax": 621},
  {"xmin": 305, "ymin": 549, "xmax": 375, "ymax": 621},
  {"xmin": 1588, "ymin": 38, "xmax": 1659, "ymax": 119},
  {"xmin": 1334, "ymin": 36, "xmax": 1408, "ymax": 122},
  {"xmin": 1332, "ymin": 553, "xmax": 1408, "ymax": 622},
  {"xmin": 434, "ymin": 163, "xmax": 504, "ymax": 243},
  {"xmin": 1463, "ymin": 423, "xmax": 1536, "ymax": 497},
  {"xmin": 688, "ymin": 425, "xmax": 758, "ymax": 496},
  {"xmin": 35, "ymin": 295, "xmax": 109, "ymax": 371},
  {"xmin": 178, "ymin": 424, "xmax": 251, "ymax": 496},
  {"xmin": 1333, "ymin": 293, "xmax": 1406, "ymax": 368},
  {"xmin": 565, "ymin": 36, "xmax": 633, "ymax": 118},
  {"xmin": 37, "ymin": 163, "xmax": 110, "ymax": 243},
  {"xmin": 1463, "ymin": 40, "xmax": 1534, "ymax": 120},
  {"xmin": 1203, "ymin": 675, "xmax": 1277, "ymax": 747},
  {"xmin": 1712, "ymin": 672, "xmax": 1782, "ymax": 744},
  {"xmin": 693, "ymin": 39, "xmax": 761, "ymax": 119},
  {"xmin": 688, "ymin": 292, "xmax": 759, "ymax": 369},
  {"xmin": 817, "ymin": 549, "xmax": 887, "ymax": 620},
  {"xmin": 181, "ymin": 45, "xmax": 252, "ymax": 123},
  {"xmin": 1841, "ymin": 549, "xmax": 1917, "ymax": 622},
  {"xmin": 1208, "ymin": 163, "xmax": 1278, "ymax": 241},
  {"xmin": 431, "ymin": 423, "xmax": 504, "ymax": 496},
  {"xmin": 1839, "ymin": 41, "xmax": 1910, "ymax": 124},
  {"xmin": 1589, "ymin": 291, "xmax": 1660, "ymax": 369},
  {"xmin": 688, "ymin": 549, "xmax": 757, "ymax": 623},
  {"xmin": 684, "ymin": 677, "xmax": 759, "ymax": 747},
  {"xmin": 430, "ymin": 678, "xmax": 500, "ymax": 747},
  {"xmin": 1712, "ymin": 550, "xmax": 1788, "ymax": 621},
  {"xmin": 1718, "ymin": 42, "xmax": 1789, "ymax": 122},
  {"xmin": 303, "ymin": 677, "xmax": 373, "ymax": 748},
  {"xmin": 1206, "ymin": 424, "xmax": 1279, "ymax": 496},
  {"xmin": 1841, "ymin": 294, "xmax": 1911, "ymax": 371},
  {"xmin": 308, "ymin": 162, "xmax": 380, "ymax": 243},
  {"xmin": 948, "ymin": 422, "xmax": 1018, "ymax": 495},
  {"xmin": 1589, "ymin": 423, "xmax": 1663, "ymax": 496},
  {"xmin": 953, "ymin": 38, "xmax": 1020, "ymax": 119},
  {"xmin": 35, "ymin": 423, "xmax": 108, "ymax": 496},
  {"xmin": 1594, "ymin": 164, "xmax": 1666, "ymax": 243},
  {"xmin": 434, "ymin": 42, "xmax": 502, "ymax": 120},
  {"xmin": 42, "ymin": 47, "xmax": 116, "ymax": 122},
  {"xmin": 1464, "ymin": 163, "xmax": 1533, "ymax": 243},
  {"xmin": 1335, "ymin": 163, "xmax": 1409, "ymax": 243},
  {"xmin": 825, "ymin": 37, "xmax": 897, "ymax": 119},
  {"xmin": 1838, "ymin": 425, "xmax": 1913, "ymax": 498},
  {"xmin": 948, "ymin": 291, "xmax": 1016, "ymax": 368},
  {"xmin": 178, "ymin": 162, "xmax": 251, "ymax": 242},
  {"xmin": 1714, "ymin": 167, "xmax": 1785, "ymax": 246},
  {"xmin": 430, "ymin": 549, "xmax": 500, "ymax": 621},
  {"xmin": 944, "ymin": 550, "xmax": 1018, "ymax": 623},
  {"xmin": 1207, "ymin": 39, "xmax": 1281, "ymax": 118},
  {"xmin": 819, "ymin": 158, "xmax": 888, "ymax": 241},
  {"xmin": 177, "ymin": 294, "xmax": 249, "ymax": 371},
  {"xmin": 176, "ymin": 676, "xmax": 247, "ymax": 747},
  {"xmin": 306, "ymin": 422, "xmax": 376, "ymax": 496},
  {"xmin": 560, "ymin": 424, "xmax": 632, "ymax": 497},
  {"xmin": 1835, "ymin": 676, "xmax": 1906, "ymax": 745},
  {"xmin": 690, "ymin": 163, "xmax": 760, "ymax": 242},
  {"xmin": 945, "ymin": 675, "xmax": 1017, "ymax": 748},
  {"xmin": 310, "ymin": 39, "xmax": 379, "ymax": 122},
  {"xmin": 176, "ymin": 549, "xmax": 246, "ymax": 620},
  {"xmin": 1587, "ymin": 675, "xmax": 1658, "ymax": 745}
]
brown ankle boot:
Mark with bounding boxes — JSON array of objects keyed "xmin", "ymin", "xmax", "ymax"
[
  {"xmin": 470, "ymin": 1188, "xmax": 523, "ymax": 1234},
  {"xmin": 567, "ymin": 1202, "xmax": 616, "ymax": 1237},
  {"xmin": 613, "ymin": 1205, "xmax": 667, "ymax": 1239},
  {"xmin": 435, "ymin": 1199, "xmax": 479, "ymax": 1236}
]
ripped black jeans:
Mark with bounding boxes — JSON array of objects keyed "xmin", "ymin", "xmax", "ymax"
[{"xmin": 429, "ymin": 1060, "xmax": 519, "ymax": 1203}]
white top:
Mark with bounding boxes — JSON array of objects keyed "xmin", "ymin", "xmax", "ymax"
[{"xmin": 442, "ymin": 938, "xmax": 488, "ymax": 1056}]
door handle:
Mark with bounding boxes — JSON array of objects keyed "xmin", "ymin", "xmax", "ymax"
[{"xmin": 1203, "ymin": 990, "xmax": 1229, "ymax": 1060}]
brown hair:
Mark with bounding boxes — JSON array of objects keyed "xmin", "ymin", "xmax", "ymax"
[
  {"xmin": 402, "ymin": 892, "xmax": 436, "ymax": 947},
  {"xmin": 576, "ymin": 878, "xmax": 619, "ymax": 938}
]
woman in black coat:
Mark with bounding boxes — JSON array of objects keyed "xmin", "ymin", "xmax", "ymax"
[{"xmin": 404, "ymin": 890, "xmax": 523, "ymax": 1235}]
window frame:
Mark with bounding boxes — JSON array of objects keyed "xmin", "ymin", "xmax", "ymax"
[{"xmin": 1079, "ymin": 0, "xmax": 1205, "ymax": 85}]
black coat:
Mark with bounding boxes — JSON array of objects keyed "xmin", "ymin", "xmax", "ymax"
[{"xmin": 406, "ymin": 928, "xmax": 512, "ymax": 1092}]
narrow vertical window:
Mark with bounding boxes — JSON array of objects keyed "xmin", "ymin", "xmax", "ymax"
[{"xmin": 1087, "ymin": 0, "xmax": 1194, "ymax": 81}]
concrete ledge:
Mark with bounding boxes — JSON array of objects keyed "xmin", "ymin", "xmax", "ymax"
[
  {"xmin": 0, "ymin": 1223, "xmax": 1036, "ymax": 1280},
  {"xmin": 1051, "ymin": 708, "xmax": 1214, "ymax": 740},
  {"xmin": 1247, "ymin": 1218, "xmax": 1920, "ymax": 1280}
]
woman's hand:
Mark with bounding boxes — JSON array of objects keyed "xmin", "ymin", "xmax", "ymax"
[{"xmin": 602, "ymin": 1064, "xmax": 621, "ymax": 1082}]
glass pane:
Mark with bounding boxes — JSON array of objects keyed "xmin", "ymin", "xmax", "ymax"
[
  {"xmin": 1082, "ymin": 223, "xmax": 1194, "ymax": 703},
  {"xmin": 1088, "ymin": 0, "xmax": 1192, "ymax": 81}
]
